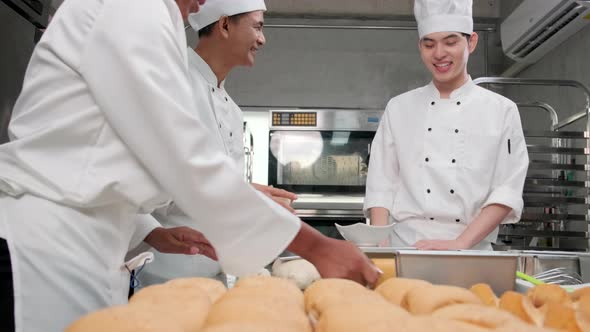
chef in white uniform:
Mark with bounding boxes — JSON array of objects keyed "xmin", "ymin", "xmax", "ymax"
[
  {"xmin": 139, "ymin": 0, "xmax": 297, "ymax": 286},
  {"xmin": 0, "ymin": 0, "xmax": 379, "ymax": 330},
  {"xmin": 364, "ymin": 0, "xmax": 529, "ymax": 251}
]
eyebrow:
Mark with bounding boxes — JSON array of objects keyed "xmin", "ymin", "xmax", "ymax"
[{"xmin": 421, "ymin": 34, "xmax": 461, "ymax": 43}]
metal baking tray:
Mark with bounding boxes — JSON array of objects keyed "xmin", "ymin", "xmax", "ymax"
[{"xmin": 392, "ymin": 250, "xmax": 518, "ymax": 295}]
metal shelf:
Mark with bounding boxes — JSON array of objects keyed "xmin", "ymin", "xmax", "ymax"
[
  {"xmin": 526, "ymin": 145, "xmax": 589, "ymax": 155},
  {"xmin": 498, "ymin": 229, "xmax": 589, "ymax": 239},
  {"xmin": 524, "ymin": 196, "xmax": 588, "ymax": 207},
  {"xmin": 524, "ymin": 131, "xmax": 589, "ymax": 138},
  {"xmin": 520, "ymin": 213, "xmax": 589, "ymax": 222},
  {"xmin": 528, "ymin": 162, "xmax": 590, "ymax": 171}
]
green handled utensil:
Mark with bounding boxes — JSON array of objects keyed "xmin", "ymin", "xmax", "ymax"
[{"xmin": 516, "ymin": 271, "xmax": 545, "ymax": 285}]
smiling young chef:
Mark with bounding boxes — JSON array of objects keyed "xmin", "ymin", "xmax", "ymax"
[
  {"xmin": 364, "ymin": 0, "xmax": 529, "ymax": 250},
  {"xmin": 139, "ymin": 0, "xmax": 300, "ymax": 287},
  {"xmin": 0, "ymin": 0, "xmax": 379, "ymax": 331}
]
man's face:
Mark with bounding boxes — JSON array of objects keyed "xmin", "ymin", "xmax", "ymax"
[
  {"xmin": 175, "ymin": 0, "xmax": 205, "ymax": 21},
  {"xmin": 418, "ymin": 31, "xmax": 478, "ymax": 88},
  {"xmin": 226, "ymin": 11, "xmax": 266, "ymax": 67}
]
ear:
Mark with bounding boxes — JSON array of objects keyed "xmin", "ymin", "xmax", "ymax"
[
  {"xmin": 468, "ymin": 32, "xmax": 479, "ymax": 54},
  {"xmin": 217, "ymin": 16, "xmax": 231, "ymax": 39}
]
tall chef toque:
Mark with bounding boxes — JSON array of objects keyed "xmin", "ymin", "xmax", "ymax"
[
  {"xmin": 188, "ymin": 0, "xmax": 267, "ymax": 31},
  {"xmin": 414, "ymin": 0, "xmax": 473, "ymax": 39}
]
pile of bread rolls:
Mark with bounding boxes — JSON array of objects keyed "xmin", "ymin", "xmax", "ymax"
[{"xmin": 67, "ymin": 274, "xmax": 590, "ymax": 332}]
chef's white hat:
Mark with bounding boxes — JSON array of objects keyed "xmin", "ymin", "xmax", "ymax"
[
  {"xmin": 188, "ymin": 0, "xmax": 266, "ymax": 31},
  {"xmin": 414, "ymin": 0, "xmax": 473, "ymax": 39}
]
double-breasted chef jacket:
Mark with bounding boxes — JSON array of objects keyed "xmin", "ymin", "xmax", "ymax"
[
  {"xmin": 364, "ymin": 77, "xmax": 529, "ymax": 249},
  {"xmin": 0, "ymin": 0, "xmax": 299, "ymax": 331},
  {"xmin": 140, "ymin": 48, "xmax": 246, "ymax": 286}
]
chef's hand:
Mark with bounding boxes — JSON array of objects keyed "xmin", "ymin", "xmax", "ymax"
[
  {"xmin": 144, "ymin": 227, "xmax": 218, "ymax": 260},
  {"xmin": 289, "ymin": 224, "xmax": 381, "ymax": 288},
  {"xmin": 251, "ymin": 183, "xmax": 298, "ymax": 214},
  {"xmin": 413, "ymin": 239, "xmax": 470, "ymax": 250}
]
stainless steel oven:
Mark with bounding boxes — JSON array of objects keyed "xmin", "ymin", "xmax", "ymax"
[{"xmin": 268, "ymin": 109, "xmax": 383, "ymax": 238}]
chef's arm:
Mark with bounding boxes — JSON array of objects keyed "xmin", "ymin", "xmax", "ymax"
[
  {"xmin": 455, "ymin": 204, "xmax": 511, "ymax": 248},
  {"xmin": 369, "ymin": 207, "xmax": 390, "ymax": 226},
  {"xmin": 287, "ymin": 222, "xmax": 381, "ymax": 287}
]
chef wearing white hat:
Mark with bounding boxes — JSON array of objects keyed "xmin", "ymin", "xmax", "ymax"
[
  {"xmin": 0, "ymin": 0, "xmax": 379, "ymax": 330},
  {"xmin": 139, "ymin": 0, "xmax": 300, "ymax": 286},
  {"xmin": 364, "ymin": 0, "xmax": 529, "ymax": 250}
]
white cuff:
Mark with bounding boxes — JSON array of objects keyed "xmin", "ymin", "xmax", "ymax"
[{"xmin": 482, "ymin": 186, "xmax": 524, "ymax": 224}]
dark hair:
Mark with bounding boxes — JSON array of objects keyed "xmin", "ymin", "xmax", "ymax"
[{"xmin": 197, "ymin": 13, "xmax": 247, "ymax": 38}]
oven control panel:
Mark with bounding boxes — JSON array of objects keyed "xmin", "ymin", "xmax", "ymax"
[{"xmin": 272, "ymin": 111, "xmax": 317, "ymax": 127}]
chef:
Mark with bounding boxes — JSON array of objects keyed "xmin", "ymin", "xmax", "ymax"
[
  {"xmin": 364, "ymin": 0, "xmax": 529, "ymax": 250},
  {"xmin": 139, "ymin": 0, "xmax": 298, "ymax": 286},
  {"xmin": 0, "ymin": 0, "xmax": 379, "ymax": 331}
]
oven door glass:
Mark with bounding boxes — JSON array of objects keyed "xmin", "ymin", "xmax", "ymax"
[{"xmin": 268, "ymin": 130, "xmax": 374, "ymax": 193}]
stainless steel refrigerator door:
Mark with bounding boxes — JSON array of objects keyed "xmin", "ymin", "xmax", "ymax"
[{"xmin": 0, "ymin": 0, "xmax": 38, "ymax": 143}]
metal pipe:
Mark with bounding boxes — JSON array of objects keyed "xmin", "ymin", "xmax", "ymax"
[{"xmin": 517, "ymin": 102, "xmax": 559, "ymax": 130}]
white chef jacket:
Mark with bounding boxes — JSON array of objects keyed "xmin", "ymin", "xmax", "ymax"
[
  {"xmin": 139, "ymin": 48, "xmax": 246, "ymax": 286},
  {"xmin": 0, "ymin": 0, "xmax": 299, "ymax": 330},
  {"xmin": 363, "ymin": 78, "xmax": 528, "ymax": 248}
]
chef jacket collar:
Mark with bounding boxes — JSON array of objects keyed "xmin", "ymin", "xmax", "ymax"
[
  {"xmin": 426, "ymin": 76, "xmax": 475, "ymax": 100},
  {"xmin": 187, "ymin": 47, "xmax": 226, "ymax": 89}
]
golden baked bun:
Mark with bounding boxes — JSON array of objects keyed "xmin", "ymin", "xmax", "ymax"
[
  {"xmin": 234, "ymin": 276, "xmax": 303, "ymax": 303},
  {"xmin": 571, "ymin": 286, "xmax": 590, "ymax": 302},
  {"xmin": 405, "ymin": 284, "xmax": 482, "ymax": 315},
  {"xmin": 315, "ymin": 301, "xmax": 409, "ymax": 332},
  {"xmin": 304, "ymin": 278, "xmax": 385, "ymax": 320},
  {"xmin": 470, "ymin": 283, "xmax": 499, "ymax": 307},
  {"xmin": 527, "ymin": 284, "xmax": 572, "ymax": 308},
  {"xmin": 499, "ymin": 291, "xmax": 544, "ymax": 326},
  {"xmin": 576, "ymin": 295, "xmax": 590, "ymax": 332},
  {"xmin": 65, "ymin": 305, "xmax": 183, "ymax": 332},
  {"xmin": 165, "ymin": 277, "xmax": 227, "ymax": 304},
  {"xmin": 399, "ymin": 317, "xmax": 490, "ymax": 332},
  {"xmin": 128, "ymin": 284, "xmax": 211, "ymax": 331},
  {"xmin": 201, "ymin": 322, "xmax": 300, "ymax": 332},
  {"xmin": 371, "ymin": 258, "xmax": 396, "ymax": 287},
  {"xmin": 375, "ymin": 278, "xmax": 432, "ymax": 308},
  {"xmin": 204, "ymin": 296, "xmax": 311, "ymax": 332},
  {"xmin": 543, "ymin": 302, "xmax": 582, "ymax": 332},
  {"xmin": 432, "ymin": 303, "xmax": 527, "ymax": 329}
]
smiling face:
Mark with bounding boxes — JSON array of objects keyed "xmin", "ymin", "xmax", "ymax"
[
  {"xmin": 226, "ymin": 10, "xmax": 266, "ymax": 67},
  {"xmin": 419, "ymin": 31, "xmax": 478, "ymax": 93}
]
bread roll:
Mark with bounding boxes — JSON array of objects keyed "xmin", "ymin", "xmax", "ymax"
[
  {"xmin": 166, "ymin": 277, "xmax": 226, "ymax": 303},
  {"xmin": 527, "ymin": 284, "xmax": 571, "ymax": 308},
  {"xmin": 272, "ymin": 258, "xmax": 321, "ymax": 290},
  {"xmin": 571, "ymin": 287, "xmax": 590, "ymax": 302},
  {"xmin": 499, "ymin": 291, "xmax": 544, "ymax": 326},
  {"xmin": 399, "ymin": 317, "xmax": 490, "ymax": 332},
  {"xmin": 371, "ymin": 258, "xmax": 396, "ymax": 287},
  {"xmin": 432, "ymin": 303, "xmax": 526, "ymax": 329},
  {"xmin": 201, "ymin": 322, "xmax": 300, "ymax": 332},
  {"xmin": 375, "ymin": 278, "xmax": 432, "ymax": 307},
  {"xmin": 128, "ymin": 284, "xmax": 211, "ymax": 331},
  {"xmin": 470, "ymin": 283, "xmax": 498, "ymax": 307},
  {"xmin": 405, "ymin": 285, "xmax": 482, "ymax": 315},
  {"xmin": 65, "ymin": 305, "xmax": 183, "ymax": 332},
  {"xmin": 304, "ymin": 278, "xmax": 384, "ymax": 320},
  {"xmin": 232, "ymin": 276, "xmax": 304, "ymax": 308},
  {"xmin": 315, "ymin": 301, "xmax": 409, "ymax": 332},
  {"xmin": 543, "ymin": 302, "xmax": 582, "ymax": 332}
]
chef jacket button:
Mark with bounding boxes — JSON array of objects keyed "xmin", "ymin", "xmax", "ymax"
[
  {"xmin": 450, "ymin": 189, "xmax": 455, "ymax": 194},
  {"xmin": 455, "ymin": 219, "xmax": 461, "ymax": 222},
  {"xmin": 430, "ymin": 217, "xmax": 434, "ymax": 220},
  {"xmin": 456, "ymin": 101, "xmax": 461, "ymax": 105},
  {"xmin": 454, "ymin": 129, "xmax": 459, "ymax": 133},
  {"xmin": 212, "ymin": 87, "xmax": 215, "ymax": 92},
  {"xmin": 430, "ymin": 101, "xmax": 435, "ymax": 106},
  {"xmin": 225, "ymin": 97, "xmax": 228, "ymax": 102},
  {"xmin": 427, "ymin": 189, "xmax": 431, "ymax": 193},
  {"xmin": 425, "ymin": 157, "xmax": 429, "ymax": 162},
  {"xmin": 230, "ymin": 132, "xmax": 233, "ymax": 137},
  {"xmin": 219, "ymin": 124, "xmax": 222, "ymax": 128},
  {"xmin": 452, "ymin": 159, "xmax": 456, "ymax": 163}
]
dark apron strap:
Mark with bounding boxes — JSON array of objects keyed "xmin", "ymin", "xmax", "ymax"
[{"xmin": 0, "ymin": 238, "xmax": 15, "ymax": 331}]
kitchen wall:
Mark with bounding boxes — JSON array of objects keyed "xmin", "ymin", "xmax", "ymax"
[{"xmin": 211, "ymin": 19, "xmax": 506, "ymax": 184}]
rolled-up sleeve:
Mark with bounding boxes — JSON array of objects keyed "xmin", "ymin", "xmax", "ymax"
[
  {"xmin": 79, "ymin": 0, "xmax": 300, "ymax": 276},
  {"xmin": 363, "ymin": 104, "xmax": 400, "ymax": 218},
  {"xmin": 482, "ymin": 103, "xmax": 529, "ymax": 224}
]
